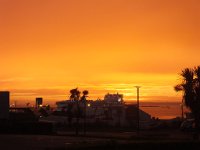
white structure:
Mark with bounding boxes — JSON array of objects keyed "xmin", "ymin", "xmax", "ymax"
[
  {"xmin": 54, "ymin": 94, "xmax": 152, "ymax": 128},
  {"xmin": 104, "ymin": 93, "xmax": 124, "ymax": 105}
]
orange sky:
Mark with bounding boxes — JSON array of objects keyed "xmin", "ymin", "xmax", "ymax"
[{"xmin": 0, "ymin": 0, "xmax": 200, "ymax": 106}]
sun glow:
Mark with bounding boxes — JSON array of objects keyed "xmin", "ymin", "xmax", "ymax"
[{"xmin": 0, "ymin": 0, "xmax": 199, "ymax": 106}]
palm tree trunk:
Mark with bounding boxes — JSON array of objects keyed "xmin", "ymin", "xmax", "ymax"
[
  {"xmin": 83, "ymin": 101, "xmax": 86, "ymax": 136},
  {"xmin": 75, "ymin": 100, "xmax": 79, "ymax": 136},
  {"xmin": 76, "ymin": 117, "xmax": 79, "ymax": 136}
]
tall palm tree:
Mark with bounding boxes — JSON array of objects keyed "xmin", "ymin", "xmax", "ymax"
[
  {"xmin": 82, "ymin": 90, "xmax": 89, "ymax": 98},
  {"xmin": 69, "ymin": 88, "xmax": 81, "ymax": 136},
  {"xmin": 66, "ymin": 102, "xmax": 73, "ymax": 127},
  {"xmin": 194, "ymin": 66, "xmax": 200, "ymax": 138},
  {"xmin": 81, "ymin": 90, "xmax": 89, "ymax": 136},
  {"xmin": 181, "ymin": 68, "xmax": 195, "ymax": 109},
  {"xmin": 81, "ymin": 90, "xmax": 89, "ymax": 102},
  {"xmin": 175, "ymin": 66, "xmax": 200, "ymax": 139}
]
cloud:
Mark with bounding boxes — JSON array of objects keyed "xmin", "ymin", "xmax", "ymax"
[{"xmin": 0, "ymin": 77, "xmax": 33, "ymax": 82}]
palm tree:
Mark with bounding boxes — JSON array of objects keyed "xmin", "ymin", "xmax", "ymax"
[
  {"xmin": 181, "ymin": 68, "xmax": 195, "ymax": 108},
  {"xmin": 194, "ymin": 66, "xmax": 200, "ymax": 138},
  {"xmin": 175, "ymin": 66, "xmax": 200, "ymax": 139},
  {"xmin": 70, "ymin": 88, "xmax": 80, "ymax": 101},
  {"xmin": 81, "ymin": 90, "xmax": 89, "ymax": 136},
  {"xmin": 69, "ymin": 88, "xmax": 81, "ymax": 136},
  {"xmin": 66, "ymin": 103, "xmax": 73, "ymax": 127}
]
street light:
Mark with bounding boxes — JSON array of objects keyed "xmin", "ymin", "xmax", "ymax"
[{"xmin": 135, "ymin": 86, "xmax": 141, "ymax": 137}]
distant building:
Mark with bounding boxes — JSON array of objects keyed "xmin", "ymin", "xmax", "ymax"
[
  {"xmin": 54, "ymin": 93, "xmax": 152, "ymax": 128},
  {"xmin": 36, "ymin": 97, "xmax": 43, "ymax": 108},
  {"xmin": 0, "ymin": 91, "xmax": 10, "ymax": 120},
  {"xmin": 104, "ymin": 93, "xmax": 124, "ymax": 105}
]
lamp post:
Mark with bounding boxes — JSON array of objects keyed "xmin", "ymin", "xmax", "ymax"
[{"xmin": 135, "ymin": 86, "xmax": 141, "ymax": 137}]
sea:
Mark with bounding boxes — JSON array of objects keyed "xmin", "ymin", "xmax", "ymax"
[
  {"xmin": 14, "ymin": 100, "xmax": 185, "ymax": 120},
  {"xmin": 129, "ymin": 102, "xmax": 185, "ymax": 119}
]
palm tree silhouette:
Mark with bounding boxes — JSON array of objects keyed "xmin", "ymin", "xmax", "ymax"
[
  {"xmin": 69, "ymin": 88, "xmax": 81, "ymax": 136},
  {"xmin": 175, "ymin": 66, "xmax": 200, "ymax": 139},
  {"xmin": 193, "ymin": 66, "xmax": 200, "ymax": 139},
  {"xmin": 81, "ymin": 90, "xmax": 89, "ymax": 136},
  {"xmin": 66, "ymin": 102, "xmax": 73, "ymax": 127}
]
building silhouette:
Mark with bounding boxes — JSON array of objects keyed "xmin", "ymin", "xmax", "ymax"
[
  {"xmin": 54, "ymin": 93, "xmax": 151, "ymax": 128},
  {"xmin": 0, "ymin": 91, "xmax": 10, "ymax": 120},
  {"xmin": 36, "ymin": 97, "xmax": 43, "ymax": 108}
]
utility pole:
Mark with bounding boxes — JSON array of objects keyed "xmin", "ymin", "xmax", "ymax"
[{"xmin": 135, "ymin": 86, "xmax": 141, "ymax": 137}]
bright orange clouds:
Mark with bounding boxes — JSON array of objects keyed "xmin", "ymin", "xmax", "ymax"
[{"xmin": 0, "ymin": 0, "xmax": 200, "ymax": 105}]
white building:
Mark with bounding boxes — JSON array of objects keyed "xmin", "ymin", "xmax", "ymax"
[
  {"xmin": 104, "ymin": 93, "xmax": 124, "ymax": 105},
  {"xmin": 53, "ymin": 93, "xmax": 152, "ymax": 128}
]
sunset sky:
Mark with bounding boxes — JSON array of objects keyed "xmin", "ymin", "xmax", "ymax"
[{"xmin": 0, "ymin": 0, "xmax": 200, "ymax": 106}]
